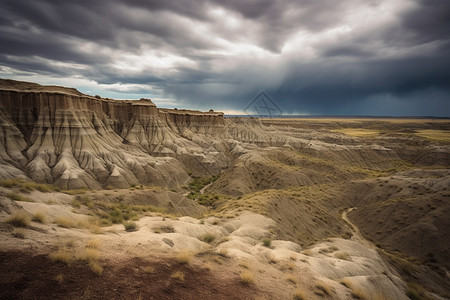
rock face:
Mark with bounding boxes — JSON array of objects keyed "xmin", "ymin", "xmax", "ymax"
[
  {"xmin": 0, "ymin": 79, "xmax": 225, "ymax": 189},
  {"xmin": 1, "ymin": 79, "xmax": 448, "ymax": 192}
]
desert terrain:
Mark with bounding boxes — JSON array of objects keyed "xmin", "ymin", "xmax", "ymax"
[{"xmin": 0, "ymin": 79, "xmax": 449, "ymax": 299}]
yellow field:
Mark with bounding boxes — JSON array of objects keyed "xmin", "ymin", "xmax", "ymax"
[
  {"xmin": 414, "ymin": 130, "xmax": 450, "ymax": 142},
  {"xmin": 331, "ymin": 128, "xmax": 381, "ymax": 138}
]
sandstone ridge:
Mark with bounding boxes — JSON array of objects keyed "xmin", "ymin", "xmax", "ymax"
[{"xmin": 0, "ymin": 79, "xmax": 224, "ymax": 189}]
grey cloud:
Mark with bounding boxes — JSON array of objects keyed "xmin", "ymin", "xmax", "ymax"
[{"xmin": 0, "ymin": 0, "xmax": 449, "ymax": 116}]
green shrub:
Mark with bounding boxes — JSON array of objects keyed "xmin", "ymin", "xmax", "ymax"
[
  {"xmin": 123, "ymin": 221, "xmax": 138, "ymax": 232},
  {"xmin": 200, "ymin": 233, "xmax": 216, "ymax": 243},
  {"xmin": 262, "ymin": 238, "xmax": 272, "ymax": 248}
]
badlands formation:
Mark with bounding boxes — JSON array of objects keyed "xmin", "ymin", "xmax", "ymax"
[{"xmin": 0, "ymin": 79, "xmax": 449, "ymax": 299}]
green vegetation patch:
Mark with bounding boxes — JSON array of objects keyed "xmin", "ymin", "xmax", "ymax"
[
  {"xmin": 0, "ymin": 178, "xmax": 58, "ymax": 193},
  {"xmin": 331, "ymin": 128, "xmax": 381, "ymax": 138}
]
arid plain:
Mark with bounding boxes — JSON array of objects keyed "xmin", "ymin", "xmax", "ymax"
[{"xmin": 0, "ymin": 80, "xmax": 449, "ymax": 299}]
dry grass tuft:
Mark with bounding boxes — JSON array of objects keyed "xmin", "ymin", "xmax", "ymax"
[
  {"xmin": 293, "ymin": 288, "xmax": 307, "ymax": 300},
  {"xmin": 86, "ymin": 238, "xmax": 101, "ymax": 249},
  {"xmin": 54, "ymin": 216, "xmax": 78, "ymax": 228},
  {"xmin": 334, "ymin": 251, "xmax": 351, "ymax": 261},
  {"xmin": 340, "ymin": 279, "xmax": 370, "ymax": 300},
  {"xmin": 170, "ymin": 270, "xmax": 185, "ymax": 281},
  {"xmin": 286, "ymin": 274, "xmax": 298, "ymax": 284},
  {"xmin": 217, "ymin": 248, "xmax": 229, "ymax": 257},
  {"xmin": 175, "ymin": 250, "xmax": 193, "ymax": 264},
  {"xmin": 340, "ymin": 278, "xmax": 352, "ymax": 289},
  {"xmin": 88, "ymin": 260, "xmax": 103, "ymax": 276},
  {"xmin": 32, "ymin": 211, "xmax": 47, "ymax": 223},
  {"xmin": 142, "ymin": 266, "xmax": 155, "ymax": 273},
  {"xmin": 5, "ymin": 212, "xmax": 30, "ymax": 227},
  {"xmin": 315, "ymin": 280, "xmax": 333, "ymax": 296},
  {"xmin": 49, "ymin": 249, "xmax": 72, "ymax": 264},
  {"xmin": 351, "ymin": 288, "xmax": 368, "ymax": 299},
  {"xmin": 12, "ymin": 228, "xmax": 26, "ymax": 238},
  {"xmin": 55, "ymin": 273, "xmax": 64, "ymax": 284},
  {"xmin": 239, "ymin": 260, "xmax": 250, "ymax": 269},
  {"xmin": 6, "ymin": 192, "xmax": 33, "ymax": 202},
  {"xmin": 78, "ymin": 248, "xmax": 100, "ymax": 262},
  {"xmin": 240, "ymin": 271, "xmax": 254, "ymax": 285}
]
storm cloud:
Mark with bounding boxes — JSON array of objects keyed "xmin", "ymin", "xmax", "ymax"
[{"xmin": 0, "ymin": 0, "xmax": 449, "ymax": 116}]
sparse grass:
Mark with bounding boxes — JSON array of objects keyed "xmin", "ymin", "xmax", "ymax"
[
  {"xmin": 49, "ymin": 249, "xmax": 72, "ymax": 264},
  {"xmin": 171, "ymin": 270, "xmax": 185, "ymax": 281},
  {"xmin": 12, "ymin": 228, "xmax": 26, "ymax": 238},
  {"xmin": 286, "ymin": 274, "xmax": 298, "ymax": 284},
  {"xmin": 78, "ymin": 248, "xmax": 100, "ymax": 262},
  {"xmin": 212, "ymin": 256, "xmax": 223, "ymax": 264},
  {"xmin": 293, "ymin": 288, "xmax": 306, "ymax": 300},
  {"xmin": 54, "ymin": 216, "xmax": 78, "ymax": 228},
  {"xmin": 5, "ymin": 212, "xmax": 30, "ymax": 227},
  {"xmin": 239, "ymin": 260, "xmax": 250, "ymax": 269},
  {"xmin": 240, "ymin": 271, "xmax": 254, "ymax": 285},
  {"xmin": 176, "ymin": 250, "xmax": 193, "ymax": 264},
  {"xmin": 351, "ymin": 288, "xmax": 367, "ymax": 299},
  {"xmin": 262, "ymin": 238, "xmax": 272, "ymax": 248},
  {"xmin": 315, "ymin": 280, "xmax": 332, "ymax": 296},
  {"xmin": 142, "ymin": 266, "xmax": 155, "ymax": 273},
  {"xmin": 334, "ymin": 251, "xmax": 351, "ymax": 260},
  {"xmin": 88, "ymin": 260, "xmax": 103, "ymax": 276},
  {"xmin": 88, "ymin": 221, "xmax": 103, "ymax": 234},
  {"xmin": 287, "ymin": 262, "xmax": 295, "ymax": 271},
  {"xmin": 96, "ymin": 202, "xmax": 167, "ymax": 225},
  {"xmin": 123, "ymin": 221, "xmax": 138, "ymax": 232},
  {"xmin": 58, "ymin": 239, "xmax": 76, "ymax": 248},
  {"xmin": 86, "ymin": 238, "xmax": 100, "ymax": 249},
  {"xmin": 32, "ymin": 211, "xmax": 46, "ymax": 223},
  {"xmin": 71, "ymin": 200, "xmax": 81, "ymax": 208},
  {"xmin": 340, "ymin": 278, "xmax": 352, "ymax": 289},
  {"xmin": 6, "ymin": 192, "xmax": 33, "ymax": 202},
  {"xmin": 406, "ymin": 282, "xmax": 429, "ymax": 300},
  {"xmin": 267, "ymin": 254, "xmax": 278, "ymax": 264},
  {"xmin": 75, "ymin": 195, "xmax": 94, "ymax": 208},
  {"xmin": 0, "ymin": 178, "xmax": 57, "ymax": 193},
  {"xmin": 55, "ymin": 273, "xmax": 64, "ymax": 284},
  {"xmin": 63, "ymin": 189, "xmax": 87, "ymax": 195},
  {"xmin": 199, "ymin": 233, "xmax": 216, "ymax": 243}
]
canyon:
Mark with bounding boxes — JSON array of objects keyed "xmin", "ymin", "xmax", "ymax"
[{"xmin": 0, "ymin": 79, "xmax": 449, "ymax": 299}]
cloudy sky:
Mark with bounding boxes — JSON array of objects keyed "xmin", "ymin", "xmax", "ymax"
[{"xmin": 0, "ymin": 0, "xmax": 449, "ymax": 116}]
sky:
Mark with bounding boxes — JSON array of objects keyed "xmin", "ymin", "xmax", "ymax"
[{"xmin": 0, "ymin": 0, "xmax": 449, "ymax": 116}]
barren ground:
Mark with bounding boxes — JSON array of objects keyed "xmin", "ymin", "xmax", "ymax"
[{"xmin": 1, "ymin": 117, "xmax": 449, "ymax": 299}]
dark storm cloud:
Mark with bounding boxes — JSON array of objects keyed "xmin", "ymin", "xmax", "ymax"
[{"xmin": 0, "ymin": 0, "xmax": 449, "ymax": 116}]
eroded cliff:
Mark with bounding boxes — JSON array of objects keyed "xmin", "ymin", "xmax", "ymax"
[{"xmin": 0, "ymin": 79, "xmax": 226, "ymax": 189}]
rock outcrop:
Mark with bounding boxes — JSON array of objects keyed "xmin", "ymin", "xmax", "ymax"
[{"xmin": 0, "ymin": 79, "xmax": 225, "ymax": 189}]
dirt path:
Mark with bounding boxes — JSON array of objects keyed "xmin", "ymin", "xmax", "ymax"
[{"xmin": 341, "ymin": 207, "xmax": 375, "ymax": 249}]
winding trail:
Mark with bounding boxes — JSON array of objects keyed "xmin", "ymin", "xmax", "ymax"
[{"xmin": 341, "ymin": 207, "xmax": 376, "ymax": 249}]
